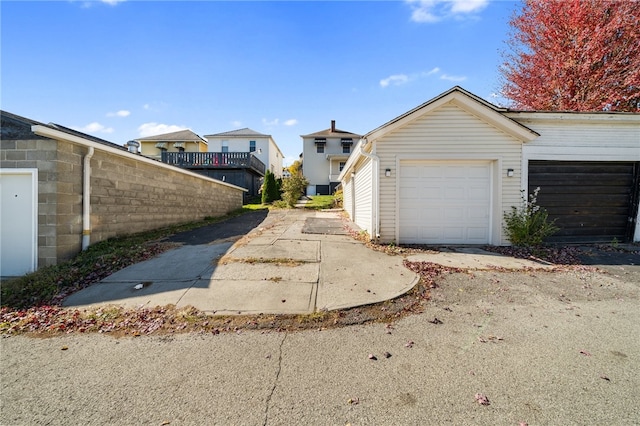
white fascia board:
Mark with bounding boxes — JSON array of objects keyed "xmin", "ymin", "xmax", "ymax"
[
  {"xmin": 505, "ymin": 111, "xmax": 640, "ymax": 124},
  {"xmin": 31, "ymin": 125, "xmax": 247, "ymax": 192}
]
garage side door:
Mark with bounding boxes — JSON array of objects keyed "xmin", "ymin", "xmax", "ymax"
[
  {"xmin": 399, "ymin": 161, "xmax": 491, "ymax": 244},
  {"xmin": 0, "ymin": 170, "xmax": 37, "ymax": 276},
  {"xmin": 528, "ymin": 161, "xmax": 639, "ymax": 243}
]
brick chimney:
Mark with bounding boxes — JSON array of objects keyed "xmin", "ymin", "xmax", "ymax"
[{"xmin": 331, "ymin": 120, "xmax": 336, "ymax": 132}]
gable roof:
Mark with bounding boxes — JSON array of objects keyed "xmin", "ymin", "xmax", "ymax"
[
  {"xmin": 302, "ymin": 128, "xmax": 362, "ymax": 138},
  {"xmin": 0, "ymin": 110, "xmax": 128, "ymax": 151},
  {"xmin": 363, "ymin": 86, "xmax": 539, "ymax": 143},
  {"xmin": 136, "ymin": 129, "xmax": 207, "ymax": 144},
  {"xmin": 301, "ymin": 120, "xmax": 361, "ymax": 138},
  {"xmin": 205, "ymin": 128, "xmax": 270, "ymax": 138}
]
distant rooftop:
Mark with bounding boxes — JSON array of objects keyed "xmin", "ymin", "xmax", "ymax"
[
  {"xmin": 205, "ymin": 128, "xmax": 270, "ymax": 138},
  {"xmin": 301, "ymin": 120, "xmax": 361, "ymax": 138},
  {"xmin": 136, "ymin": 129, "xmax": 207, "ymax": 143}
]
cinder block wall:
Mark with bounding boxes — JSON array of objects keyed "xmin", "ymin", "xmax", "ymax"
[
  {"xmin": 0, "ymin": 136, "xmax": 62, "ymax": 268},
  {"xmin": 87, "ymin": 147, "xmax": 242, "ymax": 244},
  {"xmin": 2, "ymin": 124, "xmax": 243, "ymax": 269}
]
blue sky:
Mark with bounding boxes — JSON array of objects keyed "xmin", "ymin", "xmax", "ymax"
[{"xmin": 1, "ymin": 0, "xmax": 519, "ymax": 165}]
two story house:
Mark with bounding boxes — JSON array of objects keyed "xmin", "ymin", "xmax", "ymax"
[
  {"xmin": 205, "ymin": 128, "xmax": 284, "ymax": 178},
  {"xmin": 136, "ymin": 129, "xmax": 208, "ymax": 160},
  {"xmin": 302, "ymin": 120, "xmax": 361, "ymax": 195}
]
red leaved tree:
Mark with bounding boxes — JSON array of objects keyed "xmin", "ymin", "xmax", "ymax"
[{"xmin": 500, "ymin": 0, "xmax": 640, "ymax": 111}]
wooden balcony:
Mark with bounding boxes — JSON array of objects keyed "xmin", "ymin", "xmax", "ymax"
[{"xmin": 161, "ymin": 152, "xmax": 266, "ymax": 175}]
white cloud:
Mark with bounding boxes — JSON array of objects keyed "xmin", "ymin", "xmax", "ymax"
[
  {"xmin": 283, "ymin": 119, "xmax": 298, "ymax": 127},
  {"xmin": 380, "ymin": 68, "xmax": 441, "ymax": 88},
  {"xmin": 440, "ymin": 73, "xmax": 467, "ymax": 82},
  {"xmin": 107, "ymin": 110, "xmax": 130, "ymax": 118},
  {"xmin": 74, "ymin": 122, "xmax": 114, "ymax": 134},
  {"xmin": 407, "ymin": 0, "xmax": 489, "ymax": 23},
  {"xmin": 380, "ymin": 74, "xmax": 410, "ymax": 88},
  {"xmin": 101, "ymin": 0, "xmax": 126, "ymax": 5},
  {"xmin": 422, "ymin": 67, "xmax": 440, "ymax": 76},
  {"xmin": 262, "ymin": 118, "xmax": 279, "ymax": 126},
  {"xmin": 231, "ymin": 120, "xmax": 243, "ymax": 128},
  {"xmin": 138, "ymin": 122, "xmax": 187, "ymax": 137}
]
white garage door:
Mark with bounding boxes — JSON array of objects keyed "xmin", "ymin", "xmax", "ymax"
[{"xmin": 399, "ymin": 161, "xmax": 491, "ymax": 244}]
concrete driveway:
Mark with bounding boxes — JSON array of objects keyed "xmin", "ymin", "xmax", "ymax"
[{"xmin": 63, "ymin": 209, "xmax": 419, "ymax": 314}]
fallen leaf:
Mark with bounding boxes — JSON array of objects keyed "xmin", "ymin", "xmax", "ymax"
[{"xmin": 474, "ymin": 393, "xmax": 490, "ymax": 406}]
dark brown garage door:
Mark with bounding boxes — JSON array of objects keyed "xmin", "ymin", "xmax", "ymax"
[{"xmin": 528, "ymin": 161, "xmax": 639, "ymax": 243}]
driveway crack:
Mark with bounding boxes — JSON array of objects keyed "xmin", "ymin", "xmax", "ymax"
[{"xmin": 263, "ymin": 332, "xmax": 287, "ymax": 426}]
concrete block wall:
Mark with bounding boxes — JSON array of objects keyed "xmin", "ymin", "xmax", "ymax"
[
  {"xmin": 0, "ymin": 137, "xmax": 62, "ymax": 268},
  {"xmin": 87, "ymin": 147, "xmax": 243, "ymax": 244},
  {"xmin": 2, "ymin": 120, "xmax": 244, "ymax": 269}
]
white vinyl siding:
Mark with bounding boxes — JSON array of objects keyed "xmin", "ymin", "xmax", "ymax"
[
  {"xmin": 342, "ymin": 176, "xmax": 354, "ymax": 220},
  {"xmin": 353, "ymin": 158, "xmax": 374, "ymax": 234},
  {"xmin": 376, "ymin": 103, "xmax": 523, "ymax": 245}
]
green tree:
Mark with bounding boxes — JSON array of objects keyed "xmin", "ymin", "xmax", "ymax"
[{"xmin": 261, "ymin": 170, "xmax": 280, "ymax": 204}]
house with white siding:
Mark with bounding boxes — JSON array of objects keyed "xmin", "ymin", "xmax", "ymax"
[
  {"xmin": 340, "ymin": 86, "xmax": 640, "ymax": 245},
  {"xmin": 302, "ymin": 120, "xmax": 361, "ymax": 196},
  {"xmin": 205, "ymin": 128, "xmax": 284, "ymax": 178}
]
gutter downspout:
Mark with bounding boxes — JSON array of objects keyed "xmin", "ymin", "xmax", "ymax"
[
  {"xmin": 358, "ymin": 141, "xmax": 380, "ymax": 240},
  {"xmin": 82, "ymin": 147, "xmax": 94, "ymax": 250}
]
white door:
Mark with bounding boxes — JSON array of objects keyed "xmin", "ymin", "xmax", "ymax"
[
  {"xmin": 399, "ymin": 161, "xmax": 491, "ymax": 244},
  {"xmin": 1, "ymin": 170, "xmax": 38, "ymax": 276}
]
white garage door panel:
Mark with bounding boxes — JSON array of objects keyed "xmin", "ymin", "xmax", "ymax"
[{"xmin": 399, "ymin": 161, "xmax": 492, "ymax": 245}]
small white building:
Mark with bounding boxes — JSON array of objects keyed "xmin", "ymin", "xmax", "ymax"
[
  {"xmin": 340, "ymin": 86, "xmax": 640, "ymax": 245},
  {"xmin": 205, "ymin": 128, "xmax": 284, "ymax": 178},
  {"xmin": 301, "ymin": 120, "xmax": 361, "ymax": 196}
]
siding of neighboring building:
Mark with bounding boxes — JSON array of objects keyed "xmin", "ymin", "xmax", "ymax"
[
  {"xmin": 205, "ymin": 133, "xmax": 283, "ymax": 178},
  {"xmin": 375, "ymin": 103, "xmax": 523, "ymax": 245},
  {"xmin": 511, "ymin": 112, "xmax": 640, "ymax": 243}
]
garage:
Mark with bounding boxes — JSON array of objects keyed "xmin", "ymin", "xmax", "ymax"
[
  {"xmin": 399, "ymin": 160, "xmax": 492, "ymax": 244},
  {"xmin": 529, "ymin": 161, "xmax": 640, "ymax": 243}
]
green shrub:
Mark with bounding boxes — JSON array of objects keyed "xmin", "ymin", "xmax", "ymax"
[
  {"xmin": 281, "ymin": 173, "xmax": 309, "ymax": 207},
  {"xmin": 503, "ymin": 187, "xmax": 559, "ymax": 247},
  {"xmin": 261, "ymin": 170, "xmax": 280, "ymax": 204}
]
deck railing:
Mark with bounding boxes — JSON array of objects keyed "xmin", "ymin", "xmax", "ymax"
[{"xmin": 161, "ymin": 152, "xmax": 265, "ymax": 175}]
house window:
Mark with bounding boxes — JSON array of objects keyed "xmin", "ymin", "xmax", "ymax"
[
  {"xmin": 250, "ymin": 141, "xmax": 256, "ymax": 152},
  {"xmin": 317, "ymin": 144, "xmax": 325, "ymax": 154},
  {"xmin": 341, "ymin": 138, "xmax": 353, "ymax": 154},
  {"xmin": 339, "ymin": 162, "xmax": 346, "ymax": 172},
  {"xmin": 222, "ymin": 140, "xmax": 229, "ymax": 153}
]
